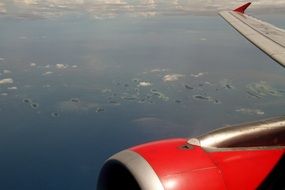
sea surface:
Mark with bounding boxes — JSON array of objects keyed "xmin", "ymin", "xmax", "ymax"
[{"xmin": 0, "ymin": 3, "xmax": 284, "ymax": 189}]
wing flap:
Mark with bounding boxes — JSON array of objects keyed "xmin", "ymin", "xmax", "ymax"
[{"xmin": 219, "ymin": 6, "xmax": 285, "ymax": 67}]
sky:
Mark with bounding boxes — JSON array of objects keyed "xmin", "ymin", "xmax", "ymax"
[{"xmin": 0, "ymin": 0, "xmax": 285, "ymax": 19}]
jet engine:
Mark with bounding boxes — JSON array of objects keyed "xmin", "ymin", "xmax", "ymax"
[{"xmin": 97, "ymin": 117, "xmax": 285, "ymax": 190}]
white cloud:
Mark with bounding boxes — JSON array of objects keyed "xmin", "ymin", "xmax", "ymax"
[
  {"xmin": 56, "ymin": 63, "xmax": 67, "ymax": 69},
  {"xmin": 4, "ymin": 0, "xmax": 285, "ymax": 20},
  {"xmin": 30, "ymin": 62, "xmax": 37, "ymax": 67},
  {"xmin": 191, "ymin": 72, "xmax": 207, "ymax": 78},
  {"xmin": 8, "ymin": 86, "xmax": 18, "ymax": 90},
  {"xmin": 0, "ymin": 2, "xmax": 6, "ymax": 13},
  {"xmin": 13, "ymin": 0, "xmax": 38, "ymax": 5},
  {"xmin": 0, "ymin": 78, "xmax": 13, "ymax": 84},
  {"xmin": 138, "ymin": 81, "xmax": 152, "ymax": 87},
  {"xmin": 163, "ymin": 74, "xmax": 184, "ymax": 82},
  {"xmin": 236, "ymin": 108, "xmax": 265, "ymax": 115},
  {"xmin": 150, "ymin": 68, "xmax": 168, "ymax": 73},
  {"xmin": 42, "ymin": 71, "xmax": 53, "ymax": 75},
  {"xmin": 150, "ymin": 69, "xmax": 161, "ymax": 73}
]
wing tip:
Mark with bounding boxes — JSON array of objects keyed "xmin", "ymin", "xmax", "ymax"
[{"xmin": 233, "ymin": 2, "xmax": 252, "ymax": 14}]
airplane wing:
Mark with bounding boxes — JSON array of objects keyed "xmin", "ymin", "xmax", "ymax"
[{"xmin": 219, "ymin": 2, "xmax": 285, "ymax": 67}]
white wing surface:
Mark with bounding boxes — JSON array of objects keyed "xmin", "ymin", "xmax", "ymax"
[{"xmin": 219, "ymin": 3, "xmax": 285, "ymax": 67}]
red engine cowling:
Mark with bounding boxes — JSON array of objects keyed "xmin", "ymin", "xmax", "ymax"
[{"xmin": 97, "ymin": 117, "xmax": 285, "ymax": 190}]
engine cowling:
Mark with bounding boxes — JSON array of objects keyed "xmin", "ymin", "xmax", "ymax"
[{"xmin": 97, "ymin": 117, "xmax": 285, "ymax": 190}]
